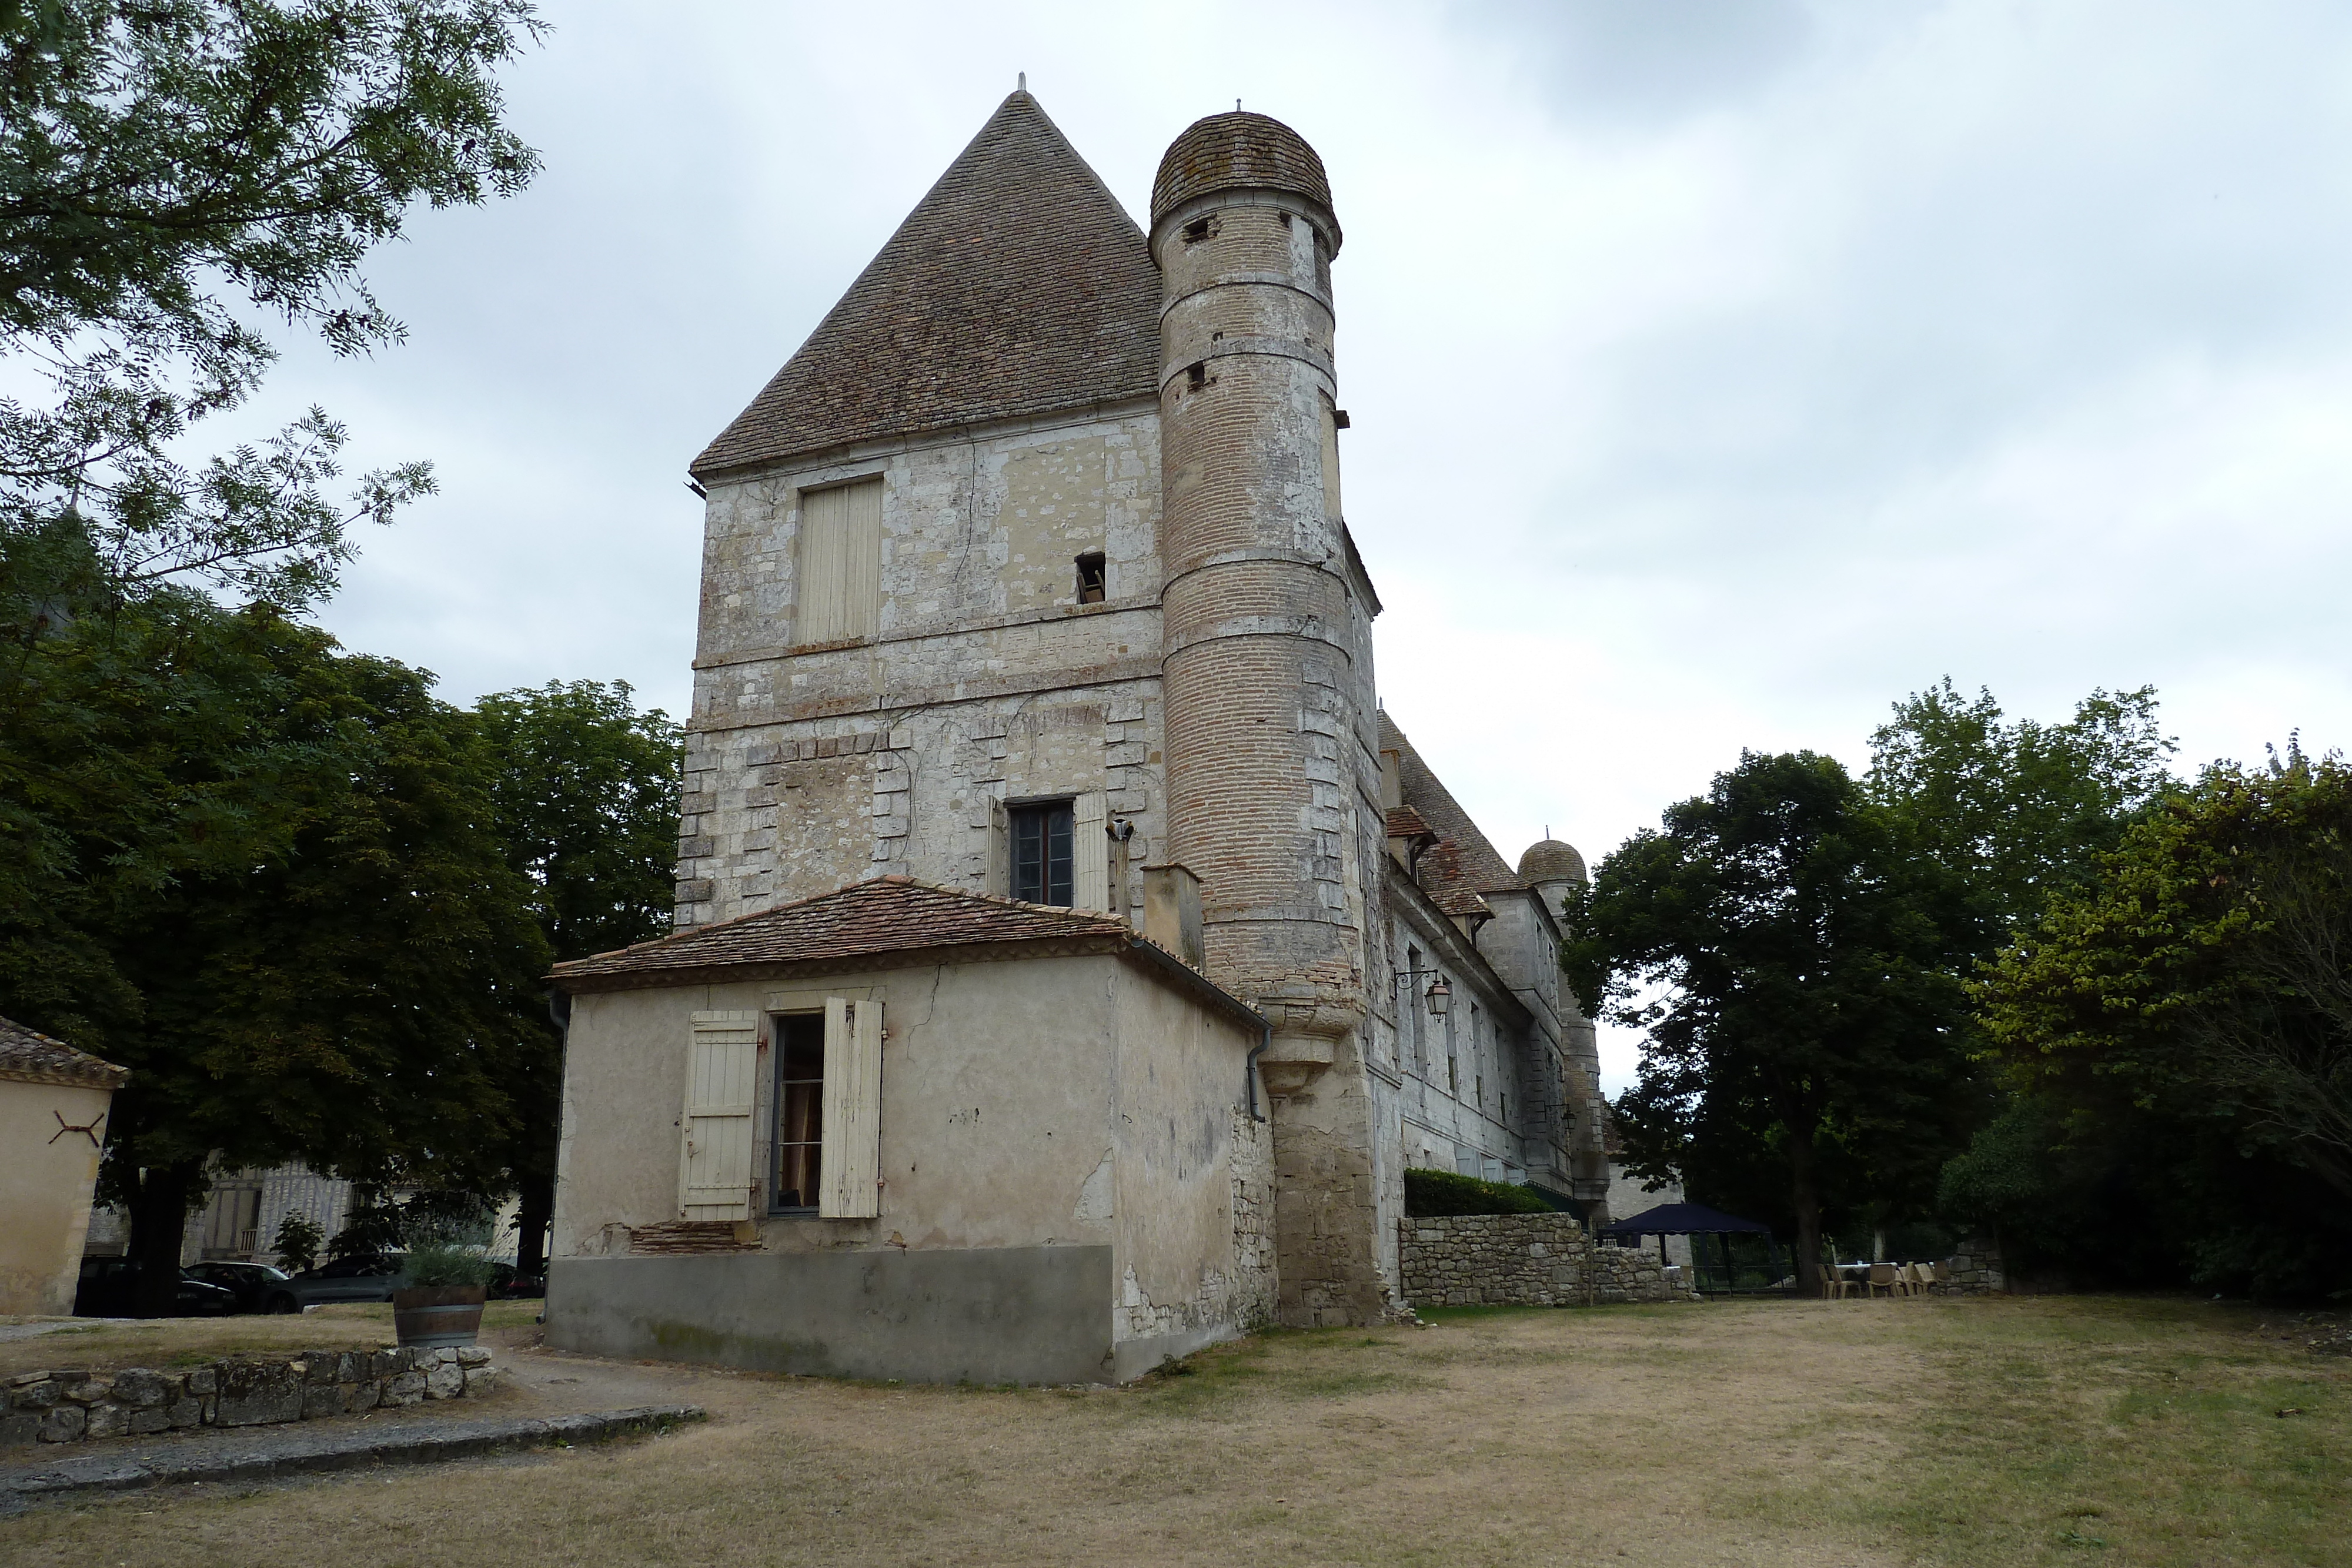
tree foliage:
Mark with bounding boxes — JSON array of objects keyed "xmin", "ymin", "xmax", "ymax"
[
  {"xmin": 1967, "ymin": 748, "xmax": 2352, "ymax": 1296},
  {"xmin": 475, "ymin": 680, "xmax": 681, "ymax": 964},
  {"xmin": 0, "ymin": 0, "xmax": 544, "ymax": 611},
  {"xmin": 1867, "ymin": 679, "xmax": 2176, "ymax": 934},
  {"xmin": 11, "ymin": 599, "xmax": 552, "ymax": 1309},
  {"xmin": 1566, "ymin": 750, "xmax": 1980, "ymax": 1291},
  {"xmin": 0, "ymin": 0, "xmax": 543, "ymax": 1313},
  {"xmin": 472, "ymin": 679, "xmax": 681, "ymax": 1273}
]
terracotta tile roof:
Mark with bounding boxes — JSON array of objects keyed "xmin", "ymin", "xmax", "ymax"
[
  {"xmin": 1383, "ymin": 805, "xmax": 1436, "ymax": 843},
  {"xmin": 1378, "ymin": 712, "xmax": 1528, "ymax": 908},
  {"xmin": 553, "ymin": 875, "xmax": 1136, "ymax": 987},
  {"xmin": 1149, "ymin": 110, "xmax": 1341, "ymax": 250},
  {"xmin": 691, "ymin": 92, "xmax": 1161, "ymax": 479},
  {"xmin": 0, "ymin": 1015, "xmax": 128, "ymax": 1089}
]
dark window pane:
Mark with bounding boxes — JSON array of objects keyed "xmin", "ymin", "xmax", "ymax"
[
  {"xmin": 773, "ymin": 1013, "xmax": 826, "ymax": 1211},
  {"xmin": 1011, "ymin": 801, "xmax": 1075, "ymax": 906},
  {"xmin": 1015, "ymin": 809, "xmax": 1043, "ymax": 902}
]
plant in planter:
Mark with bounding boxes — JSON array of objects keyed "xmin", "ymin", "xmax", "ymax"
[{"xmin": 392, "ymin": 1241, "xmax": 500, "ymax": 1349}]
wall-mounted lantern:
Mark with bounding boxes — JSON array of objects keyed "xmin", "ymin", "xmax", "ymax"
[{"xmin": 1394, "ymin": 965, "xmax": 1452, "ymax": 1018}]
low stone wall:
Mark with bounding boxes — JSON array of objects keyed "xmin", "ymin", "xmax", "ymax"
[
  {"xmin": 1930, "ymin": 1237, "xmax": 2006, "ymax": 1295},
  {"xmin": 1398, "ymin": 1215, "xmax": 1701, "ymax": 1308},
  {"xmin": 2, "ymin": 1346, "xmax": 499, "ymax": 1447}
]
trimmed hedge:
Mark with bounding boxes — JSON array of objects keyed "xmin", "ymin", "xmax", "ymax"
[{"xmin": 1404, "ymin": 1167, "xmax": 1553, "ymax": 1217}]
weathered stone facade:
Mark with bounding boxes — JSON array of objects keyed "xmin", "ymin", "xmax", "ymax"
[
  {"xmin": 1398, "ymin": 1215, "xmax": 1702, "ymax": 1308},
  {"xmin": 667, "ymin": 92, "xmax": 1614, "ymax": 1331},
  {"xmin": 1, "ymin": 1347, "xmax": 497, "ymax": 1449}
]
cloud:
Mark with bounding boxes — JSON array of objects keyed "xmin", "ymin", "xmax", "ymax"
[{"xmin": 188, "ymin": 1, "xmax": 2352, "ymax": 1092}]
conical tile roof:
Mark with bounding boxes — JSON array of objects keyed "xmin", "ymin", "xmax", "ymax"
[{"xmin": 692, "ymin": 92, "xmax": 1161, "ymax": 479}]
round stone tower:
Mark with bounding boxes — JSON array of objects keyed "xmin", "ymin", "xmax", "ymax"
[{"xmin": 1151, "ymin": 112, "xmax": 1388, "ymax": 1325}]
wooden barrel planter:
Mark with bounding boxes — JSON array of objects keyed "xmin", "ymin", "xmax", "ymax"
[{"xmin": 392, "ymin": 1285, "xmax": 486, "ymax": 1348}]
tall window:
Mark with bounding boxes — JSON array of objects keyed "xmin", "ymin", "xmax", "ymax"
[
  {"xmin": 772, "ymin": 1013, "xmax": 824, "ymax": 1211},
  {"xmin": 797, "ymin": 476, "xmax": 882, "ymax": 643},
  {"xmin": 1011, "ymin": 801, "xmax": 1074, "ymax": 906},
  {"xmin": 1406, "ymin": 945, "xmax": 1426, "ymax": 1076}
]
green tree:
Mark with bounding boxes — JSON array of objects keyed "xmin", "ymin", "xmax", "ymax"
[
  {"xmin": 1566, "ymin": 751, "xmax": 1980, "ymax": 1293},
  {"xmin": 56, "ymin": 606, "xmax": 552, "ymax": 1313},
  {"xmin": 270, "ymin": 1208, "xmax": 325, "ymax": 1272},
  {"xmin": 1972, "ymin": 748, "xmax": 2352, "ymax": 1296},
  {"xmin": 473, "ymin": 680, "xmax": 681, "ymax": 1275},
  {"xmin": 0, "ymin": 0, "xmax": 543, "ymax": 613},
  {"xmin": 1867, "ymin": 680, "xmax": 2176, "ymax": 934},
  {"xmin": 0, "ymin": 0, "xmax": 544, "ymax": 1313}
]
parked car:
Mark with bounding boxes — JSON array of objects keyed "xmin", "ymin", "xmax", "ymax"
[
  {"xmin": 183, "ymin": 1259, "xmax": 297, "ymax": 1313},
  {"xmin": 72, "ymin": 1257, "xmax": 240, "ymax": 1318},
  {"xmin": 488, "ymin": 1261, "xmax": 544, "ymax": 1300},
  {"xmin": 259, "ymin": 1252, "xmax": 407, "ymax": 1313}
]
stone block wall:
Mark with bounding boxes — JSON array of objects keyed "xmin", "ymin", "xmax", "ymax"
[
  {"xmin": 1930, "ymin": 1237, "xmax": 2007, "ymax": 1295},
  {"xmin": 1398, "ymin": 1215, "xmax": 1702, "ymax": 1308},
  {"xmin": 1, "ymin": 1346, "xmax": 499, "ymax": 1448},
  {"xmin": 1227, "ymin": 1106, "xmax": 1278, "ymax": 1330}
]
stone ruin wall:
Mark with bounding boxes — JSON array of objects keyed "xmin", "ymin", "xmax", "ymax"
[
  {"xmin": 1399, "ymin": 1213, "xmax": 1703, "ymax": 1309},
  {"xmin": 3, "ymin": 1346, "xmax": 499, "ymax": 1448}
]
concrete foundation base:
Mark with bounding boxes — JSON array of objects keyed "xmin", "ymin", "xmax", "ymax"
[{"xmin": 548, "ymin": 1246, "xmax": 1117, "ymax": 1386}]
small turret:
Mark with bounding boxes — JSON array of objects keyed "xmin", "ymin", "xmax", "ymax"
[{"xmin": 1518, "ymin": 837, "xmax": 1588, "ymax": 923}]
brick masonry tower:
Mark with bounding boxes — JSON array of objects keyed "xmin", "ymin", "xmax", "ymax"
[{"xmin": 1150, "ymin": 112, "xmax": 1391, "ymax": 1325}]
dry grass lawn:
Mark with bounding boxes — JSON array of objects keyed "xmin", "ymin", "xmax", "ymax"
[{"xmin": 6, "ymin": 1294, "xmax": 2347, "ymax": 1567}]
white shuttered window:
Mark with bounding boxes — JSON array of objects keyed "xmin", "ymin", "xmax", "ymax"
[
  {"xmin": 679, "ymin": 1011, "xmax": 761, "ymax": 1221},
  {"xmin": 797, "ymin": 477, "xmax": 883, "ymax": 644},
  {"xmin": 818, "ymin": 997, "xmax": 884, "ymax": 1218}
]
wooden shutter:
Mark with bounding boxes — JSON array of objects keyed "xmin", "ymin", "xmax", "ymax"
[
  {"xmin": 798, "ymin": 477, "xmax": 881, "ymax": 643},
  {"xmin": 679, "ymin": 1011, "xmax": 760, "ymax": 1221},
  {"xmin": 1073, "ymin": 791, "xmax": 1111, "ymax": 912},
  {"xmin": 820, "ymin": 998, "xmax": 883, "ymax": 1219},
  {"xmin": 843, "ymin": 477, "xmax": 881, "ymax": 638}
]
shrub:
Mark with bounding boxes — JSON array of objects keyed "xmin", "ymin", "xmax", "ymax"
[
  {"xmin": 1404, "ymin": 1167, "xmax": 1553, "ymax": 1217},
  {"xmin": 272, "ymin": 1210, "xmax": 326, "ymax": 1273},
  {"xmin": 399, "ymin": 1239, "xmax": 500, "ymax": 1289}
]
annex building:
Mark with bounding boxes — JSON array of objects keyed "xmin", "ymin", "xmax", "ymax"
[{"xmin": 546, "ymin": 91, "xmax": 1611, "ymax": 1383}]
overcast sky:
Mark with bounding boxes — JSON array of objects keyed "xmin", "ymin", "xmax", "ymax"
[{"xmin": 255, "ymin": 2, "xmax": 2352, "ymax": 1088}]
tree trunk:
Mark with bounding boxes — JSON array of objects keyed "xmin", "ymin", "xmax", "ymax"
[
  {"xmin": 1788, "ymin": 1130, "xmax": 1823, "ymax": 1298},
  {"xmin": 127, "ymin": 1162, "xmax": 202, "ymax": 1318},
  {"xmin": 516, "ymin": 1172, "xmax": 552, "ymax": 1279}
]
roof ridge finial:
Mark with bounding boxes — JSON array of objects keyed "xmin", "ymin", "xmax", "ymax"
[
  {"xmin": 1018, "ymin": 71, "xmax": 1027, "ymax": 93},
  {"xmin": 1236, "ymin": 97, "xmax": 1242, "ymax": 112}
]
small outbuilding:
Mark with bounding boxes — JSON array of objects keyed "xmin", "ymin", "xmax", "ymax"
[
  {"xmin": 544, "ymin": 876, "xmax": 1273, "ymax": 1385},
  {"xmin": 0, "ymin": 1016, "xmax": 128, "ymax": 1315}
]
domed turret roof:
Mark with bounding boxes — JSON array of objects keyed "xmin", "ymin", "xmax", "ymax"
[
  {"xmin": 1518, "ymin": 839, "xmax": 1588, "ymax": 885},
  {"xmin": 1151, "ymin": 110, "xmax": 1340, "ymax": 252}
]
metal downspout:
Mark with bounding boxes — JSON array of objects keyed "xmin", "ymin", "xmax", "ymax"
[{"xmin": 1246, "ymin": 1022, "xmax": 1269, "ymax": 1123}]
